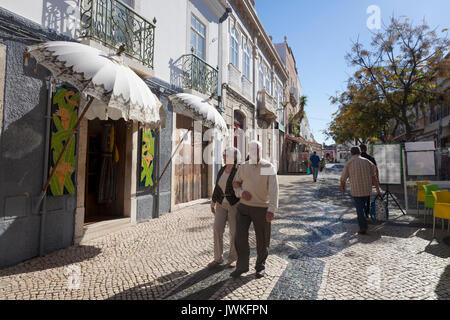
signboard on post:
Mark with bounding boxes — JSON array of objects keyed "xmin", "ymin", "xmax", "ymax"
[
  {"xmin": 405, "ymin": 141, "xmax": 436, "ymax": 176},
  {"xmin": 371, "ymin": 143, "xmax": 402, "ymax": 185},
  {"xmin": 407, "ymin": 152, "xmax": 436, "ymax": 176},
  {"xmin": 405, "ymin": 141, "xmax": 435, "ymax": 152}
]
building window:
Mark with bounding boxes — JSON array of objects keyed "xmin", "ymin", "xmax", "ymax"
[
  {"xmin": 243, "ymin": 40, "xmax": 250, "ymax": 79},
  {"xmin": 274, "ymin": 85, "xmax": 278, "ymax": 105},
  {"xmin": 230, "ymin": 22, "xmax": 239, "ymax": 68},
  {"xmin": 190, "ymin": 14, "xmax": 206, "ymax": 59},
  {"xmin": 258, "ymin": 63, "xmax": 264, "ymax": 91},
  {"xmin": 265, "ymin": 67, "xmax": 272, "ymax": 95},
  {"xmin": 278, "ymin": 88, "xmax": 285, "ymax": 126}
]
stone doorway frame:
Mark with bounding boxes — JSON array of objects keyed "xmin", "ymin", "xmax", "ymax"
[{"xmin": 74, "ymin": 116, "xmax": 138, "ymax": 245}]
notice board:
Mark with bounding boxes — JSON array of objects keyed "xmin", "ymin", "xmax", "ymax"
[
  {"xmin": 406, "ymin": 151, "xmax": 436, "ymax": 176},
  {"xmin": 371, "ymin": 143, "xmax": 402, "ymax": 185}
]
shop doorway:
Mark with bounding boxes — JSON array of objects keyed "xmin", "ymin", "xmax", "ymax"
[
  {"xmin": 174, "ymin": 114, "xmax": 210, "ymax": 205},
  {"xmin": 84, "ymin": 119, "xmax": 127, "ymax": 224}
]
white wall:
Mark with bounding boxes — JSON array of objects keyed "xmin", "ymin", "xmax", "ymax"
[
  {"xmin": 0, "ymin": 0, "xmax": 81, "ymax": 38},
  {"xmin": 142, "ymin": 0, "xmax": 186, "ymax": 84},
  {"xmin": 143, "ymin": 0, "xmax": 221, "ymax": 85},
  {"xmin": 0, "ymin": 0, "xmax": 44, "ymax": 26}
]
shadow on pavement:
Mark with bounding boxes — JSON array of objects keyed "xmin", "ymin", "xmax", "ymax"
[
  {"xmin": 435, "ymin": 265, "xmax": 450, "ymax": 300},
  {"xmin": 107, "ymin": 270, "xmax": 190, "ymax": 300},
  {"xmin": 412, "ymin": 230, "xmax": 450, "ymax": 259},
  {"xmin": 184, "ymin": 223, "xmax": 213, "ymax": 233},
  {"xmin": 108, "ymin": 266, "xmax": 254, "ymax": 300},
  {"xmin": 181, "ymin": 274, "xmax": 254, "ymax": 300},
  {"xmin": 0, "ymin": 245, "xmax": 101, "ymax": 277}
]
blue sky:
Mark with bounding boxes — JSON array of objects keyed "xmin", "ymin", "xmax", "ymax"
[{"xmin": 255, "ymin": 0, "xmax": 450, "ymax": 144}]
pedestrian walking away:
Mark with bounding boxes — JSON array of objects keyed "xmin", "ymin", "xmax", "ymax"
[
  {"xmin": 309, "ymin": 152, "xmax": 321, "ymax": 182},
  {"xmin": 231, "ymin": 140, "xmax": 279, "ymax": 279},
  {"xmin": 340, "ymin": 146, "xmax": 381, "ymax": 235},
  {"xmin": 209, "ymin": 147, "xmax": 241, "ymax": 269},
  {"xmin": 359, "ymin": 144, "xmax": 379, "ymax": 218}
]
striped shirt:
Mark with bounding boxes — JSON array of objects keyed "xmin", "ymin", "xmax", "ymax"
[{"xmin": 341, "ymin": 156, "xmax": 376, "ymax": 197}]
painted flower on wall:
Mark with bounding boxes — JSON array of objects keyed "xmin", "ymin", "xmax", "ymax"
[
  {"xmin": 48, "ymin": 87, "xmax": 79, "ymax": 196},
  {"xmin": 140, "ymin": 128, "xmax": 155, "ymax": 188}
]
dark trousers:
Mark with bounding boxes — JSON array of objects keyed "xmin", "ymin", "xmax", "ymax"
[
  {"xmin": 365, "ymin": 197, "xmax": 371, "ymax": 217},
  {"xmin": 312, "ymin": 166, "xmax": 319, "ymax": 180},
  {"xmin": 352, "ymin": 196, "xmax": 370, "ymax": 231},
  {"xmin": 235, "ymin": 204, "xmax": 271, "ymax": 272}
]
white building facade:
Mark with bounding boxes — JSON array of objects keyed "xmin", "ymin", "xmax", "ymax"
[{"xmin": 221, "ymin": 0, "xmax": 288, "ymax": 169}]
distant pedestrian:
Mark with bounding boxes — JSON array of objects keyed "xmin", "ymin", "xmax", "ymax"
[
  {"xmin": 340, "ymin": 147, "xmax": 381, "ymax": 235},
  {"xmin": 360, "ymin": 144, "xmax": 377, "ymax": 167},
  {"xmin": 320, "ymin": 157, "xmax": 326, "ymax": 172},
  {"xmin": 231, "ymin": 141, "xmax": 279, "ymax": 279},
  {"xmin": 360, "ymin": 144, "xmax": 379, "ymax": 218},
  {"xmin": 309, "ymin": 152, "xmax": 321, "ymax": 182},
  {"xmin": 209, "ymin": 147, "xmax": 241, "ymax": 269}
]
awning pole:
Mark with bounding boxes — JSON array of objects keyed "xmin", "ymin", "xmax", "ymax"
[
  {"xmin": 34, "ymin": 96, "xmax": 94, "ymax": 213},
  {"xmin": 154, "ymin": 129, "xmax": 190, "ymax": 190},
  {"xmin": 38, "ymin": 77, "xmax": 53, "ymax": 256}
]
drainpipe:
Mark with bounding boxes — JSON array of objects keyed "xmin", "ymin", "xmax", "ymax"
[
  {"xmin": 253, "ymin": 38, "xmax": 258, "ymax": 140},
  {"xmin": 216, "ymin": 6, "xmax": 231, "ymax": 173},
  {"xmin": 217, "ymin": 6, "xmax": 232, "ymax": 114},
  {"xmin": 39, "ymin": 76, "xmax": 53, "ymax": 256},
  {"xmin": 153, "ymin": 124, "xmax": 160, "ymax": 219}
]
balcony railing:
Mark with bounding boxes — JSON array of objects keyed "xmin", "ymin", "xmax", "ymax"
[
  {"xmin": 257, "ymin": 90, "xmax": 277, "ymax": 123},
  {"xmin": 80, "ymin": 0, "xmax": 156, "ymax": 69},
  {"xmin": 181, "ymin": 54, "xmax": 218, "ymax": 97}
]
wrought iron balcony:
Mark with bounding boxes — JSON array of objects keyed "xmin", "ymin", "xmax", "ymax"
[
  {"xmin": 80, "ymin": 0, "xmax": 156, "ymax": 69},
  {"xmin": 180, "ymin": 53, "xmax": 218, "ymax": 97},
  {"xmin": 257, "ymin": 90, "xmax": 277, "ymax": 123}
]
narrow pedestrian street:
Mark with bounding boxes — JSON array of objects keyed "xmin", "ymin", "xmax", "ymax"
[{"xmin": 1, "ymin": 165, "xmax": 449, "ymax": 300}]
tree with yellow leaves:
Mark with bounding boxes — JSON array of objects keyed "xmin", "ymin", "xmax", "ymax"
[{"xmin": 328, "ymin": 16, "xmax": 449, "ymax": 143}]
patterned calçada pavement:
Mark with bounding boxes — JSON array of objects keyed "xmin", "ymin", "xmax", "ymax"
[{"xmin": 0, "ymin": 165, "xmax": 449, "ymax": 300}]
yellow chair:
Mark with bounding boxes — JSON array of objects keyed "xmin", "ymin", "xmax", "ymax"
[
  {"xmin": 431, "ymin": 190, "xmax": 450, "ymax": 238},
  {"xmin": 416, "ymin": 181, "xmax": 430, "ymax": 214}
]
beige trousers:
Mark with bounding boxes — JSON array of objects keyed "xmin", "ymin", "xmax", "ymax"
[{"xmin": 213, "ymin": 200, "xmax": 238, "ymax": 263}]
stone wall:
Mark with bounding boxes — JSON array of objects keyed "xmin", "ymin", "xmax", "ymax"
[
  {"xmin": 0, "ymin": 7, "xmax": 75, "ymax": 268},
  {"xmin": 136, "ymin": 94, "xmax": 173, "ymax": 222}
]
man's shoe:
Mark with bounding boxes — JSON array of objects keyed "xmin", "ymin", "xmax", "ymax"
[
  {"xmin": 207, "ymin": 261, "xmax": 222, "ymax": 269},
  {"xmin": 230, "ymin": 269, "xmax": 248, "ymax": 278},
  {"xmin": 255, "ymin": 270, "xmax": 265, "ymax": 279},
  {"xmin": 358, "ymin": 229, "xmax": 367, "ymax": 235}
]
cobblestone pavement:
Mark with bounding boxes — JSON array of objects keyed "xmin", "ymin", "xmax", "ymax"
[{"xmin": 0, "ymin": 166, "xmax": 449, "ymax": 300}]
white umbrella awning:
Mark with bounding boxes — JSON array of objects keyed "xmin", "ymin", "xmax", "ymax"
[
  {"xmin": 169, "ymin": 93, "xmax": 228, "ymax": 136},
  {"xmin": 29, "ymin": 41, "xmax": 166, "ymax": 212},
  {"xmin": 27, "ymin": 41, "xmax": 165, "ymax": 128}
]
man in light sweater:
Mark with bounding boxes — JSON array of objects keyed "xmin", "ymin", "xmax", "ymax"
[{"xmin": 231, "ymin": 140, "xmax": 279, "ymax": 279}]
